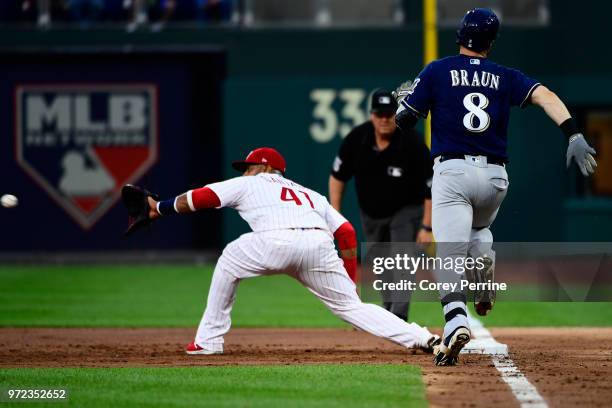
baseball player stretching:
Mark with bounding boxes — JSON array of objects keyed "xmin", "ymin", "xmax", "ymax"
[
  {"xmin": 394, "ymin": 8, "xmax": 597, "ymax": 366},
  {"xmin": 146, "ymin": 147, "xmax": 440, "ymax": 355}
]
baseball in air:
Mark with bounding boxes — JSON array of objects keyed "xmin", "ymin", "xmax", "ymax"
[{"xmin": 1, "ymin": 194, "xmax": 18, "ymax": 208}]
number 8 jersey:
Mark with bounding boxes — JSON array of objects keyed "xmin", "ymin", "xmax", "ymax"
[
  {"xmin": 204, "ymin": 173, "xmax": 347, "ymax": 233},
  {"xmin": 400, "ymin": 54, "xmax": 540, "ymax": 160}
]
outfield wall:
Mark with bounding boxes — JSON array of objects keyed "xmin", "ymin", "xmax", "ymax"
[
  {"xmin": 1, "ymin": 1, "xmax": 610, "ymax": 252},
  {"xmin": 0, "ymin": 51, "xmax": 225, "ymax": 251}
]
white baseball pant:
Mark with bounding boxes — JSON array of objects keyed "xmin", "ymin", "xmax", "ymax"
[{"xmin": 194, "ymin": 229, "xmax": 433, "ymax": 352}]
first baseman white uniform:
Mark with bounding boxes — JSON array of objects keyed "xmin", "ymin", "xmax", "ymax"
[{"xmin": 191, "ymin": 172, "xmax": 434, "ymax": 353}]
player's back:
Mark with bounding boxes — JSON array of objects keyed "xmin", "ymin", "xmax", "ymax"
[
  {"xmin": 207, "ymin": 173, "xmax": 343, "ymax": 233},
  {"xmin": 404, "ymin": 54, "xmax": 539, "ymax": 160}
]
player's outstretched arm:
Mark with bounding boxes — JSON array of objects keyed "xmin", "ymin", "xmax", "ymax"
[
  {"xmin": 530, "ymin": 85, "xmax": 572, "ymax": 125},
  {"xmin": 395, "ymin": 107, "xmax": 420, "ymax": 132},
  {"xmin": 148, "ymin": 187, "xmax": 222, "ymax": 219},
  {"xmin": 393, "ymin": 80, "xmax": 421, "ymax": 131},
  {"xmin": 392, "ymin": 76, "xmax": 430, "ymax": 131},
  {"xmin": 531, "ymin": 86, "xmax": 597, "ymax": 176}
]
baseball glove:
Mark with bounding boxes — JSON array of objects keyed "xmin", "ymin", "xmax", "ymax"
[{"xmin": 121, "ymin": 184, "xmax": 159, "ymax": 237}]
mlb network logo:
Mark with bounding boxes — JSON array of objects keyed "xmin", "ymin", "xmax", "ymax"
[{"xmin": 15, "ymin": 84, "xmax": 158, "ymax": 229}]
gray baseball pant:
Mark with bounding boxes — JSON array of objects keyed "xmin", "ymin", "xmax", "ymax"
[{"xmin": 431, "ymin": 156, "xmax": 509, "ymax": 340}]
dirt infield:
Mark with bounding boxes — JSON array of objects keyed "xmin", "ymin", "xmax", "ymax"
[{"xmin": 1, "ymin": 327, "xmax": 611, "ymax": 407}]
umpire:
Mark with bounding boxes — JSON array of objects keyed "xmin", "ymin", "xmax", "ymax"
[{"xmin": 328, "ymin": 89, "xmax": 433, "ymax": 321}]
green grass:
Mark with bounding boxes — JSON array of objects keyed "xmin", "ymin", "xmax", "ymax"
[
  {"xmin": 0, "ymin": 265, "xmax": 342, "ymax": 327},
  {"xmin": 0, "ymin": 365, "xmax": 426, "ymax": 408},
  {"xmin": 411, "ymin": 301, "xmax": 612, "ymax": 327},
  {"xmin": 0, "ymin": 265, "xmax": 609, "ymax": 408},
  {"xmin": 0, "ymin": 265, "xmax": 611, "ymax": 327},
  {"xmin": 468, "ymin": 302, "xmax": 612, "ymax": 326}
]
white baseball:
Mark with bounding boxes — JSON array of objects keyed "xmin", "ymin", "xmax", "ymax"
[{"xmin": 1, "ymin": 194, "xmax": 18, "ymax": 208}]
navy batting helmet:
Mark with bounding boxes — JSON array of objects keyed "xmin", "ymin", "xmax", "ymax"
[{"xmin": 456, "ymin": 8, "xmax": 500, "ymax": 52}]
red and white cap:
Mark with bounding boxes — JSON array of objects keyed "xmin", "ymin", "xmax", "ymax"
[{"xmin": 232, "ymin": 147, "xmax": 287, "ymax": 175}]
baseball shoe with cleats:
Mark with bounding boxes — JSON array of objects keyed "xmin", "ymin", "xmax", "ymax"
[
  {"xmin": 433, "ymin": 327, "xmax": 471, "ymax": 366},
  {"xmin": 185, "ymin": 341, "xmax": 223, "ymax": 355},
  {"xmin": 420, "ymin": 334, "xmax": 442, "ymax": 354},
  {"xmin": 473, "ymin": 255, "xmax": 495, "ymax": 316}
]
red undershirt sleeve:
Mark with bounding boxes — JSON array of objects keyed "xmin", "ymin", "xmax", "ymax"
[
  {"xmin": 187, "ymin": 187, "xmax": 221, "ymax": 211},
  {"xmin": 333, "ymin": 221, "xmax": 358, "ymax": 283}
]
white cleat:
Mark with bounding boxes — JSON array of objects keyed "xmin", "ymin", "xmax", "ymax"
[
  {"xmin": 185, "ymin": 342, "xmax": 223, "ymax": 355},
  {"xmin": 433, "ymin": 327, "xmax": 471, "ymax": 366}
]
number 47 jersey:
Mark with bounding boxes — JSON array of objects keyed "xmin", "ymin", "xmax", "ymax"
[
  {"xmin": 205, "ymin": 173, "xmax": 347, "ymax": 234},
  {"xmin": 400, "ymin": 54, "xmax": 540, "ymax": 160}
]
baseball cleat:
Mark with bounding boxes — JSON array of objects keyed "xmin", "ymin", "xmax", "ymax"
[
  {"xmin": 420, "ymin": 334, "xmax": 442, "ymax": 354},
  {"xmin": 433, "ymin": 327, "xmax": 471, "ymax": 366},
  {"xmin": 185, "ymin": 341, "xmax": 223, "ymax": 355},
  {"xmin": 474, "ymin": 255, "xmax": 495, "ymax": 316}
]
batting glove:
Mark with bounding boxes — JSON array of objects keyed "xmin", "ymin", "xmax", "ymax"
[
  {"xmin": 391, "ymin": 81, "xmax": 413, "ymax": 104},
  {"xmin": 566, "ymin": 133, "xmax": 597, "ymax": 176}
]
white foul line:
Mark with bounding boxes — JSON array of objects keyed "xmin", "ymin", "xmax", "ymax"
[{"xmin": 461, "ymin": 315, "xmax": 548, "ymax": 408}]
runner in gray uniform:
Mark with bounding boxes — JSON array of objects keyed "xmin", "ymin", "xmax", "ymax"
[{"xmin": 394, "ymin": 8, "xmax": 597, "ymax": 366}]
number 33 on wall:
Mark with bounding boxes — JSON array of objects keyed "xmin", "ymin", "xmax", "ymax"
[{"xmin": 309, "ymin": 89, "xmax": 367, "ymax": 143}]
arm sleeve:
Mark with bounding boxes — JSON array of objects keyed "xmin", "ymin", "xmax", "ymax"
[
  {"xmin": 204, "ymin": 177, "xmax": 249, "ymax": 209},
  {"xmin": 400, "ymin": 63, "xmax": 435, "ymax": 118},
  {"xmin": 330, "ymin": 131, "xmax": 357, "ymax": 182},
  {"xmin": 509, "ymin": 68, "xmax": 541, "ymax": 108},
  {"xmin": 333, "ymin": 221, "xmax": 358, "ymax": 283},
  {"xmin": 333, "ymin": 221, "xmax": 357, "ymax": 250},
  {"xmin": 186, "ymin": 187, "xmax": 221, "ymax": 211}
]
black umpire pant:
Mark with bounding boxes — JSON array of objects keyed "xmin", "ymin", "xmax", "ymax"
[{"xmin": 361, "ymin": 205, "xmax": 423, "ymax": 321}]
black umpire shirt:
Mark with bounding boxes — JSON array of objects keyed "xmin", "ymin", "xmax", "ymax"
[{"xmin": 331, "ymin": 121, "xmax": 433, "ymax": 219}]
